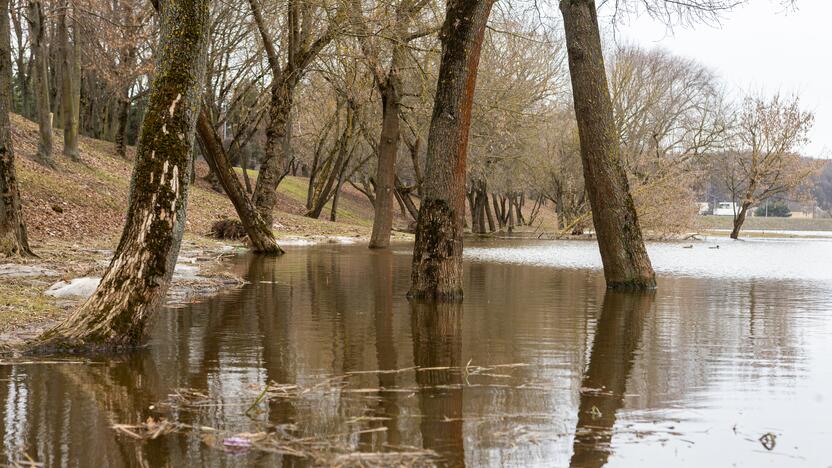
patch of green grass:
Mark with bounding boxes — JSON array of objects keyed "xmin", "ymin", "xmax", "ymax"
[{"xmin": 0, "ymin": 282, "xmax": 65, "ymax": 333}]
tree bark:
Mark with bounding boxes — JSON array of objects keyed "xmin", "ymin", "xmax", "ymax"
[
  {"xmin": 730, "ymin": 201, "xmax": 751, "ymax": 239},
  {"xmin": 57, "ymin": 0, "xmax": 80, "ymax": 161},
  {"xmin": 251, "ymin": 79, "xmax": 294, "ymax": 226},
  {"xmin": 560, "ymin": 0, "xmax": 655, "ymax": 290},
  {"xmin": 369, "ymin": 84, "xmax": 400, "ymax": 249},
  {"xmin": 408, "ymin": 0, "xmax": 493, "ymax": 300},
  {"xmin": 196, "ymin": 109, "xmax": 283, "ymax": 254},
  {"xmin": 26, "ymin": 0, "xmax": 52, "ymax": 167},
  {"xmin": 30, "ymin": 0, "xmax": 211, "ymax": 352},
  {"xmin": 0, "ymin": 0, "xmax": 34, "ymax": 257}
]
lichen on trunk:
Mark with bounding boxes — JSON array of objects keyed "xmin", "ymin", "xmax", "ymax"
[{"xmin": 28, "ymin": 0, "xmax": 211, "ymax": 352}]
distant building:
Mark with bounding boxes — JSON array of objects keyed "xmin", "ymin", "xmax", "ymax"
[{"xmin": 713, "ymin": 202, "xmax": 739, "ymax": 216}]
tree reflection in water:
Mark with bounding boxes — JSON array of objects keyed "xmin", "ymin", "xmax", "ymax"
[
  {"xmin": 571, "ymin": 291, "xmax": 654, "ymax": 468},
  {"xmin": 411, "ymin": 300, "xmax": 465, "ymax": 467}
]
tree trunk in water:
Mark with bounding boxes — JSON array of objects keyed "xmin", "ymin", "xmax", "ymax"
[
  {"xmin": 730, "ymin": 202, "xmax": 751, "ymax": 239},
  {"xmin": 0, "ymin": 0, "xmax": 34, "ymax": 257},
  {"xmin": 369, "ymin": 85, "xmax": 400, "ymax": 249},
  {"xmin": 57, "ymin": 0, "xmax": 79, "ymax": 161},
  {"xmin": 196, "ymin": 109, "xmax": 282, "ymax": 254},
  {"xmin": 252, "ymin": 79, "xmax": 294, "ymax": 227},
  {"xmin": 30, "ymin": 0, "xmax": 211, "ymax": 352},
  {"xmin": 408, "ymin": 0, "xmax": 493, "ymax": 300},
  {"xmin": 571, "ymin": 291, "xmax": 652, "ymax": 467},
  {"xmin": 27, "ymin": 0, "xmax": 52, "ymax": 167},
  {"xmin": 560, "ymin": 0, "xmax": 655, "ymax": 290}
]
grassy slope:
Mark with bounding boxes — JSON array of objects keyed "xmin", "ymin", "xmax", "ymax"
[
  {"xmin": 695, "ymin": 215, "xmax": 832, "ymax": 232},
  {"xmin": 8, "ymin": 113, "xmax": 408, "ymax": 246}
]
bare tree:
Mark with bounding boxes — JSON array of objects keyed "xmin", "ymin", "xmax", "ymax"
[
  {"xmin": 27, "ymin": 0, "xmax": 52, "ymax": 166},
  {"xmin": 720, "ymin": 93, "xmax": 818, "ymax": 239},
  {"xmin": 31, "ymin": 0, "xmax": 211, "ymax": 352},
  {"xmin": 409, "ymin": 0, "xmax": 494, "ymax": 300},
  {"xmin": 560, "ymin": 0, "xmax": 656, "ymax": 289},
  {"xmin": 0, "ymin": 0, "xmax": 34, "ymax": 257}
]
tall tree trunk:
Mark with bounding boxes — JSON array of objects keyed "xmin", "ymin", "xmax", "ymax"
[
  {"xmin": 0, "ymin": 0, "xmax": 34, "ymax": 257},
  {"xmin": 369, "ymin": 84, "xmax": 400, "ymax": 249},
  {"xmin": 730, "ymin": 201, "xmax": 751, "ymax": 239},
  {"xmin": 252, "ymin": 79, "xmax": 295, "ymax": 227},
  {"xmin": 196, "ymin": 109, "xmax": 282, "ymax": 254},
  {"xmin": 57, "ymin": 0, "xmax": 80, "ymax": 160},
  {"xmin": 560, "ymin": 0, "xmax": 655, "ymax": 290},
  {"xmin": 408, "ymin": 0, "xmax": 493, "ymax": 300},
  {"xmin": 31, "ymin": 0, "xmax": 211, "ymax": 352},
  {"xmin": 27, "ymin": 0, "xmax": 52, "ymax": 167},
  {"xmin": 240, "ymin": 150, "xmax": 252, "ymax": 193}
]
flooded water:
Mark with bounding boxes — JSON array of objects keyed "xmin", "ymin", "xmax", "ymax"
[{"xmin": 2, "ymin": 238, "xmax": 832, "ymax": 467}]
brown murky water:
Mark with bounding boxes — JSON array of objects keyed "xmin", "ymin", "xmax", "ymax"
[{"xmin": 2, "ymin": 238, "xmax": 831, "ymax": 467}]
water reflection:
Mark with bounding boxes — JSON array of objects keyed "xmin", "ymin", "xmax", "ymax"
[
  {"xmin": 571, "ymin": 292, "xmax": 653, "ymax": 468},
  {"xmin": 411, "ymin": 301, "xmax": 465, "ymax": 467},
  {"xmin": 1, "ymin": 241, "xmax": 831, "ymax": 467}
]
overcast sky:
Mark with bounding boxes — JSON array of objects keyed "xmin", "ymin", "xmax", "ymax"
[{"xmin": 612, "ymin": 1, "xmax": 830, "ymax": 158}]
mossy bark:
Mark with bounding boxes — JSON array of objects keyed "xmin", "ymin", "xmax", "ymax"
[
  {"xmin": 560, "ymin": 0, "xmax": 656, "ymax": 290},
  {"xmin": 408, "ymin": 0, "xmax": 493, "ymax": 300},
  {"xmin": 0, "ymin": 0, "xmax": 34, "ymax": 257},
  {"xmin": 30, "ymin": 0, "xmax": 211, "ymax": 352},
  {"xmin": 196, "ymin": 108, "xmax": 283, "ymax": 255}
]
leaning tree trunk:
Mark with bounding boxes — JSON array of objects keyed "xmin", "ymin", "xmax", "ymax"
[
  {"xmin": 408, "ymin": 0, "xmax": 493, "ymax": 300},
  {"xmin": 196, "ymin": 109, "xmax": 283, "ymax": 255},
  {"xmin": 30, "ymin": 0, "xmax": 210, "ymax": 352},
  {"xmin": 0, "ymin": 0, "xmax": 34, "ymax": 257},
  {"xmin": 26, "ymin": 0, "xmax": 52, "ymax": 167},
  {"xmin": 560, "ymin": 0, "xmax": 655, "ymax": 290},
  {"xmin": 369, "ymin": 84, "xmax": 400, "ymax": 249},
  {"xmin": 730, "ymin": 201, "xmax": 752, "ymax": 239}
]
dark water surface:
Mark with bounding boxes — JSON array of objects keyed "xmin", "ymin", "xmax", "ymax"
[{"xmin": 2, "ymin": 238, "xmax": 832, "ymax": 467}]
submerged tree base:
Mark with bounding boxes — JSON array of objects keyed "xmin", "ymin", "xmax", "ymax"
[{"xmin": 606, "ymin": 277, "xmax": 657, "ymax": 291}]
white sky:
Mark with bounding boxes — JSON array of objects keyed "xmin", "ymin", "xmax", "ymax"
[{"xmin": 613, "ymin": 1, "xmax": 831, "ymax": 158}]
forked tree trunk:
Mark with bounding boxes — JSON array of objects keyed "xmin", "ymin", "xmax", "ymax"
[
  {"xmin": 196, "ymin": 109, "xmax": 283, "ymax": 254},
  {"xmin": 57, "ymin": 0, "xmax": 80, "ymax": 161},
  {"xmin": 408, "ymin": 0, "xmax": 493, "ymax": 300},
  {"xmin": 30, "ymin": 0, "xmax": 210, "ymax": 352},
  {"xmin": 369, "ymin": 84, "xmax": 400, "ymax": 249},
  {"xmin": 0, "ymin": 0, "xmax": 34, "ymax": 257},
  {"xmin": 27, "ymin": 0, "xmax": 52, "ymax": 167},
  {"xmin": 560, "ymin": 0, "xmax": 655, "ymax": 290}
]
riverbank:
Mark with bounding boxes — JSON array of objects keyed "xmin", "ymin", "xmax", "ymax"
[{"xmin": 0, "ymin": 113, "xmax": 414, "ymax": 344}]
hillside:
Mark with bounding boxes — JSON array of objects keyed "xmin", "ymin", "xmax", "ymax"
[{"xmin": 8, "ymin": 113, "xmax": 411, "ymax": 246}]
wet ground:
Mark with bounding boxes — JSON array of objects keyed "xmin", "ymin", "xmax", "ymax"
[{"xmin": 1, "ymin": 238, "xmax": 831, "ymax": 467}]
